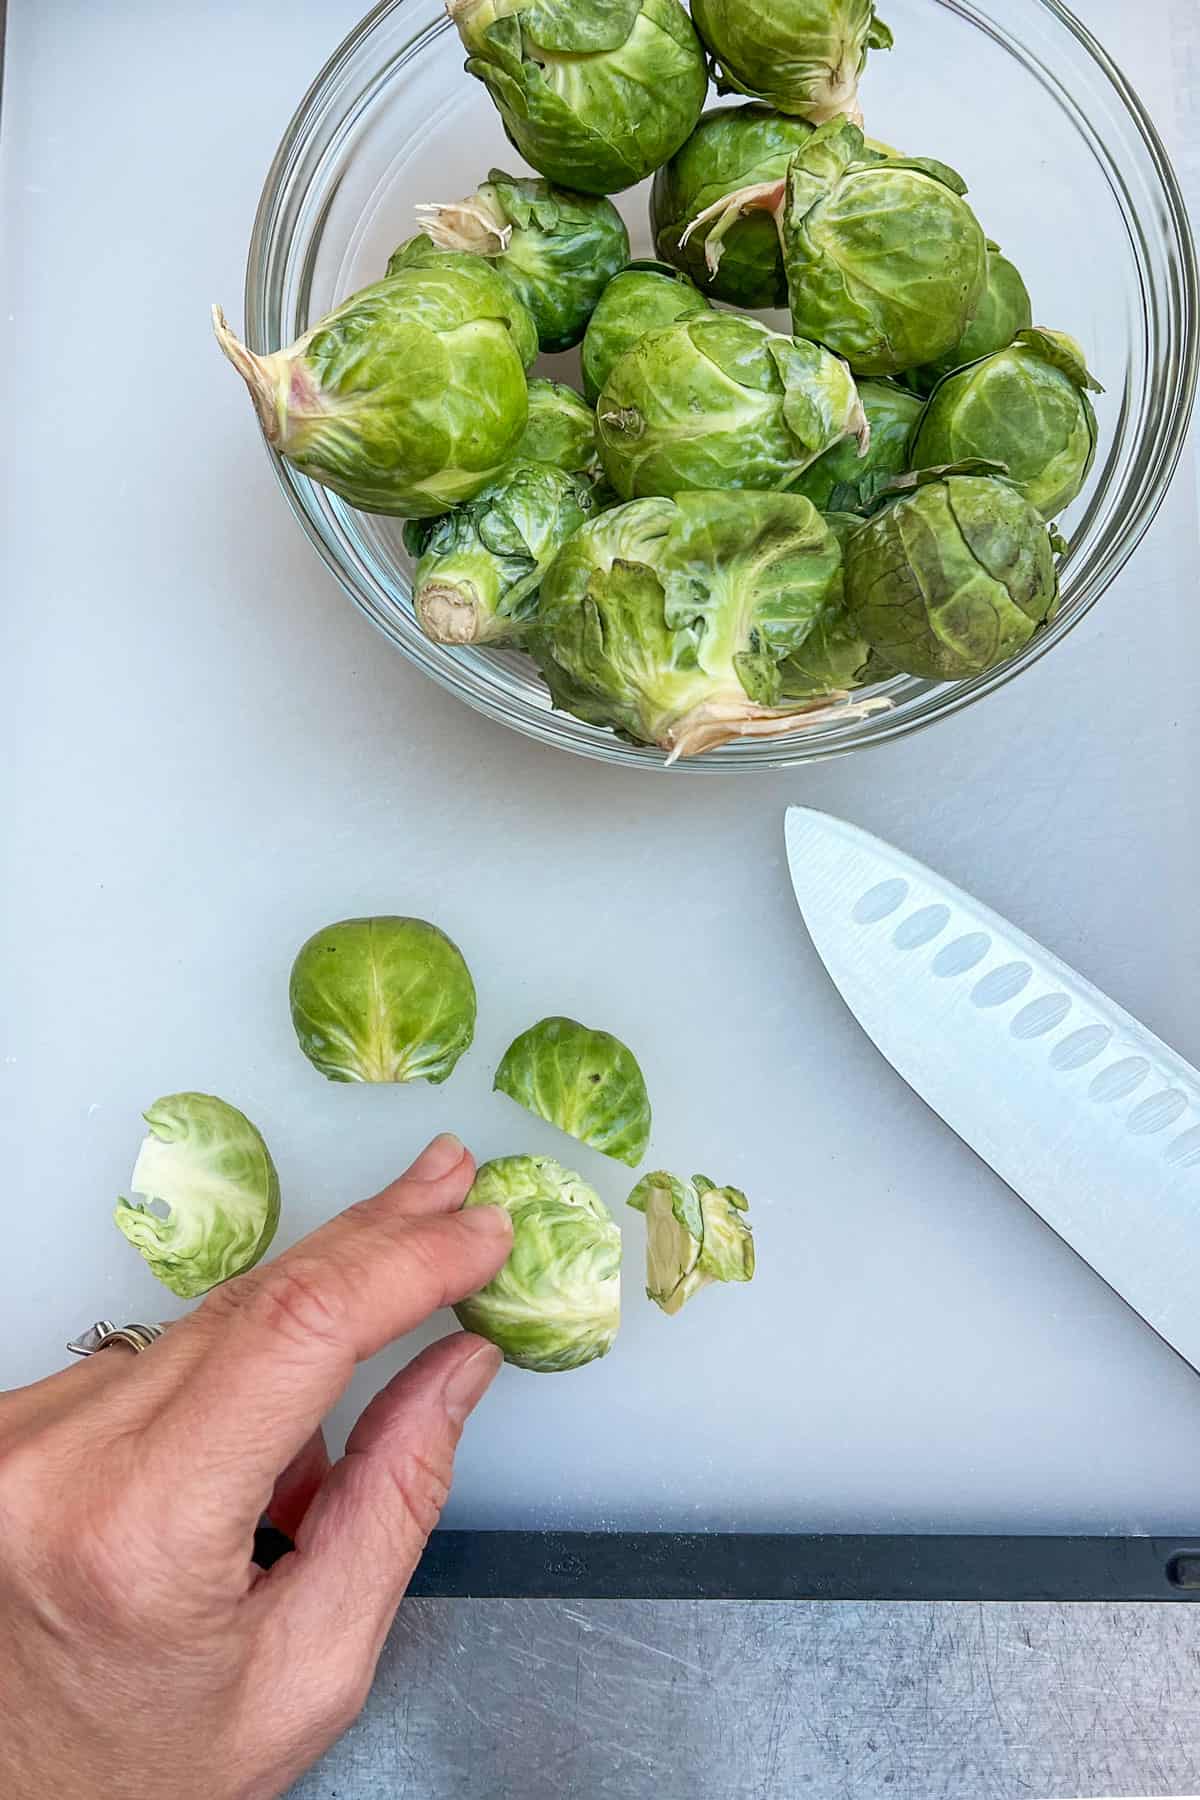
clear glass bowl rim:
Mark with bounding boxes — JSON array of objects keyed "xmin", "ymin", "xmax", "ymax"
[{"xmin": 244, "ymin": 0, "xmax": 1199, "ymax": 773}]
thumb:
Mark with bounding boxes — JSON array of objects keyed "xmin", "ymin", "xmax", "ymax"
[{"xmin": 252, "ymin": 1333, "xmax": 502, "ymax": 1673}]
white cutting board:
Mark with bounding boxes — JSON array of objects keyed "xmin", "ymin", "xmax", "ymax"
[{"xmin": 2, "ymin": 0, "xmax": 1199, "ymax": 1534}]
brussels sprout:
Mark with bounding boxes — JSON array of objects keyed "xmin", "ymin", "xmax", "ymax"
[
  {"xmin": 415, "ymin": 170, "xmax": 630, "ymax": 353},
  {"xmin": 115, "ymin": 1094, "xmax": 280, "ymax": 1300},
  {"xmin": 454, "ymin": 1156, "xmax": 622, "ymax": 1372},
  {"xmin": 582, "ymin": 261, "xmax": 713, "ymax": 404},
  {"xmin": 531, "ymin": 490, "xmax": 884, "ymax": 758},
  {"xmin": 289, "ymin": 917, "xmax": 476, "ymax": 1084},
  {"xmin": 449, "ymin": 0, "xmax": 709, "ymax": 196},
  {"xmin": 910, "ymin": 330, "xmax": 1103, "ymax": 520},
  {"xmin": 690, "ymin": 0, "xmax": 892, "ymax": 124},
  {"xmin": 495, "ymin": 1016, "xmax": 652, "ymax": 1166},
  {"xmin": 844, "ymin": 466, "xmax": 1061, "ymax": 681},
  {"xmin": 213, "ymin": 261, "xmax": 534, "ymax": 519},
  {"xmin": 516, "ymin": 380, "xmax": 599, "ymax": 476},
  {"xmin": 628, "ymin": 1171, "xmax": 754, "ymax": 1316},
  {"xmin": 384, "ymin": 235, "xmax": 539, "ymax": 369},
  {"xmin": 685, "ymin": 121, "xmax": 988, "ymax": 378},
  {"xmin": 651, "ymin": 106, "xmax": 814, "ymax": 308},
  {"xmin": 597, "ymin": 313, "xmax": 868, "ymax": 502},
  {"xmin": 906, "ymin": 244, "xmax": 1033, "ymax": 396},
  {"xmin": 793, "ymin": 379, "xmax": 922, "ymax": 512},
  {"xmin": 405, "ymin": 461, "xmax": 594, "ymax": 645}
]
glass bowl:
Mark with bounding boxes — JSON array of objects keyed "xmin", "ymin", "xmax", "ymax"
[{"xmin": 244, "ymin": 0, "xmax": 1197, "ymax": 771}]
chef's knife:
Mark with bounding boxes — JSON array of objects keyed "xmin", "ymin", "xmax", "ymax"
[{"xmin": 785, "ymin": 807, "xmax": 1200, "ymax": 1371}]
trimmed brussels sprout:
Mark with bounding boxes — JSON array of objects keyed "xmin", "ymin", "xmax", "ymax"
[
  {"xmin": 906, "ymin": 244, "xmax": 1033, "ymax": 396},
  {"xmin": 910, "ymin": 330, "xmax": 1103, "ymax": 520},
  {"xmin": 516, "ymin": 380, "xmax": 599, "ymax": 475},
  {"xmin": 115, "ymin": 1094, "xmax": 280, "ymax": 1300},
  {"xmin": 449, "ymin": 0, "xmax": 709, "ymax": 196},
  {"xmin": 289, "ymin": 917, "xmax": 476, "ymax": 1084},
  {"xmin": 384, "ymin": 235, "xmax": 539, "ymax": 368},
  {"xmin": 495, "ymin": 1016, "xmax": 652, "ymax": 1167},
  {"xmin": 405, "ymin": 461, "xmax": 594, "ymax": 645},
  {"xmin": 454, "ymin": 1156, "xmax": 622, "ymax": 1372},
  {"xmin": 686, "ymin": 121, "xmax": 988, "ymax": 378},
  {"xmin": 531, "ymin": 491, "xmax": 884, "ymax": 758},
  {"xmin": 651, "ymin": 106, "xmax": 814, "ymax": 308},
  {"xmin": 415, "ymin": 170, "xmax": 630, "ymax": 353},
  {"xmin": 844, "ymin": 466, "xmax": 1061, "ymax": 680},
  {"xmin": 628, "ymin": 1171, "xmax": 754, "ymax": 1316},
  {"xmin": 690, "ymin": 0, "xmax": 892, "ymax": 124},
  {"xmin": 597, "ymin": 313, "xmax": 868, "ymax": 502},
  {"xmin": 582, "ymin": 261, "xmax": 713, "ymax": 404},
  {"xmin": 213, "ymin": 261, "xmax": 534, "ymax": 519},
  {"xmin": 794, "ymin": 379, "xmax": 922, "ymax": 512}
]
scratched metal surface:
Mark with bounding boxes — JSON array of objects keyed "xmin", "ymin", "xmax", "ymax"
[
  {"xmin": 290, "ymin": 3, "xmax": 1200, "ymax": 1797},
  {"xmin": 291, "ymin": 1600, "xmax": 1200, "ymax": 1799}
]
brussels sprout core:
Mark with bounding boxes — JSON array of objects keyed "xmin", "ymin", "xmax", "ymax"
[
  {"xmin": 416, "ymin": 193, "xmax": 513, "ymax": 259},
  {"xmin": 115, "ymin": 1094, "xmax": 281, "ymax": 1300},
  {"xmin": 629, "ymin": 1172, "xmax": 754, "ymax": 1316},
  {"xmin": 454, "ymin": 1156, "xmax": 622, "ymax": 1373}
]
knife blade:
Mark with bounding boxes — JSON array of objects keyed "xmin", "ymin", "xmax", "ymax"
[{"xmin": 785, "ymin": 807, "xmax": 1200, "ymax": 1371}]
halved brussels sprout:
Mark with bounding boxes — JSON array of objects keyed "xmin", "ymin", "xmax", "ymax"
[
  {"xmin": 628, "ymin": 1171, "xmax": 754, "ymax": 1316},
  {"xmin": 582, "ymin": 261, "xmax": 713, "ymax": 404},
  {"xmin": 531, "ymin": 490, "xmax": 885, "ymax": 757},
  {"xmin": 651, "ymin": 106, "xmax": 814, "ymax": 308},
  {"xmin": 906, "ymin": 243, "xmax": 1033, "ymax": 396},
  {"xmin": 794, "ymin": 379, "xmax": 922, "ymax": 512},
  {"xmin": 910, "ymin": 330, "xmax": 1103, "ymax": 520},
  {"xmin": 289, "ymin": 917, "xmax": 476, "ymax": 1084},
  {"xmin": 449, "ymin": 0, "xmax": 709, "ymax": 196},
  {"xmin": 685, "ymin": 121, "xmax": 988, "ymax": 378},
  {"xmin": 415, "ymin": 170, "xmax": 630, "ymax": 353},
  {"xmin": 495, "ymin": 1016, "xmax": 652, "ymax": 1166},
  {"xmin": 844, "ymin": 466, "xmax": 1061, "ymax": 680},
  {"xmin": 454, "ymin": 1156, "xmax": 622, "ymax": 1372},
  {"xmin": 597, "ymin": 313, "xmax": 868, "ymax": 501},
  {"xmin": 213, "ymin": 259, "xmax": 534, "ymax": 519},
  {"xmin": 516, "ymin": 380, "xmax": 599, "ymax": 476},
  {"xmin": 115, "ymin": 1094, "xmax": 280, "ymax": 1300},
  {"xmin": 690, "ymin": 0, "xmax": 892, "ymax": 124},
  {"xmin": 405, "ymin": 461, "xmax": 594, "ymax": 645},
  {"xmin": 384, "ymin": 235, "xmax": 539, "ymax": 368}
]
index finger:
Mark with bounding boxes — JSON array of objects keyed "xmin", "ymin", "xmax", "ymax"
[{"xmin": 145, "ymin": 1144, "xmax": 511, "ymax": 1536}]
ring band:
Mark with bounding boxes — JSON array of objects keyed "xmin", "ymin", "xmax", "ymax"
[{"xmin": 67, "ymin": 1320, "xmax": 165, "ymax": 1358}]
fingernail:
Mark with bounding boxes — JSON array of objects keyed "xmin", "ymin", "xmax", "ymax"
[
  {"xmin": 459, "ymin": 1203, "xmax": 513, "ymax": 1240},
  {"xmin": 444, "ymin": 1340, "xmax": 503, "ymax": 1425},
  {"xmin": 406, "ymin": 1133, "xmax": 465, "ymax": 1183}
]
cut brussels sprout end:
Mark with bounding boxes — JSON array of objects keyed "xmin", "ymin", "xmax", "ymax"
[
  {"xmin": 213, "ymin": 305, "xmax": 299, "ymax": 446},
  {"xmin": 495, "ymin": 1016, "xmax": 652, "ymax": 1166},
  {"xmin": 415, "ymin": 195, "xmax": 512, "ymax": 257},
  {"xmin": 629, "ymin": 1172, "xmax": 754, "ymax": 1316},
  {"xmin": 454, "ymin": 1156, "xmax": 622, "ymax": 1373},
  {"xmin": 415, "ymin": 580, "xmax": 494, "ymax": 646},
  {"xmin": 115, "ymin": 1093, "xmax": 281, "ymax": 1300}
]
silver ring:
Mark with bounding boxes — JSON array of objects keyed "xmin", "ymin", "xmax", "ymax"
[{"xmin": 67, "ymin": 1320, "xmax": 165, "ymax": 1358}]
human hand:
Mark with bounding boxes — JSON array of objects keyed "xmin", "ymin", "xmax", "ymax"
[{"xmin": 0, "ymin": 1134, "xmax": 512, "ymax": 1800}]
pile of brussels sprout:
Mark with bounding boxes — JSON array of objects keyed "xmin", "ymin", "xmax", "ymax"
[
  {"xmin": 117, "ymin": 917, "xmax": 754, "ymax": 1371},
  {"xmin": 216, "ymin": 0, "xmax": 1102, "ymax": 758}
]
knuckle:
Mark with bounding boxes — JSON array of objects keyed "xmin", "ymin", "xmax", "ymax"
[
  {"xmin": 241, "ymin": 1259, "xmax": 346, "ymax": 1355},
  {"xmin": 379, "ymin": 1446, "xmax": 451, "ymax": 1544}
]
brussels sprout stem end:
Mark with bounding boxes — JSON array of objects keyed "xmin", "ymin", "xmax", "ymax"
[
  {"xmin": 664, "ymin": 692, "xmax": 893, "ymax": 762},
  {"xmin": 212, "ymin": 305, "xmax": 285, "ymax": 446},
  {"xmin": 416, "ymin": 581, "xmax": 491, "ymax": 646},
  {"xmin": 681, "ymin": 182, "xmax": 786, "ymax": 277},
  {"xmin": 415, "ymin": 199, "xmax": 513, "ymax": 259}
]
